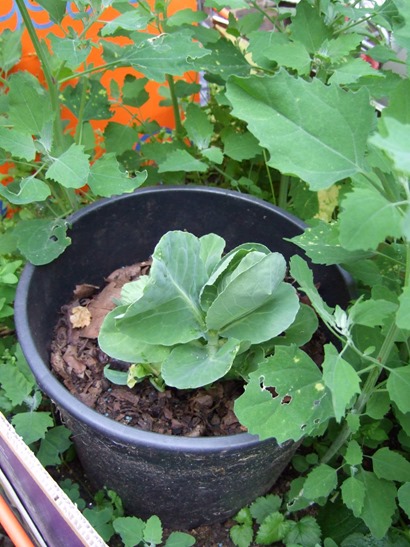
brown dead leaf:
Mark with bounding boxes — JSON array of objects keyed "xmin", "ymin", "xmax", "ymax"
[{"xmin": 70, "ymin": 306, "xmax": 92, "ymax": 328}]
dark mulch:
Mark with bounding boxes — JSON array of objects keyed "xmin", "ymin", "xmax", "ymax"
[{"xmin": 50, "ymin": 261, "xmax": 247, "ymax": 437}]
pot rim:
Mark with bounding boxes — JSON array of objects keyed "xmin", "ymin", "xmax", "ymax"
[{"xmin": 15, "ymin": 185, "xmax": 353, "ymax": 453}]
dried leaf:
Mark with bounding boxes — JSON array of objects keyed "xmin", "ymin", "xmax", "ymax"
[{"xmin": 70, "ymin": 306, "xmax": 92, "ymax": 328}]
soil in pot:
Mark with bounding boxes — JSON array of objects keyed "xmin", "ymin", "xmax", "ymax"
[{"xmin": 49, "ymin": 259, "xmax": 327, "ymax": 439}]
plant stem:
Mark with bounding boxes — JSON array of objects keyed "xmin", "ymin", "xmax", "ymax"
[
  {"xmin": 166, "ymin": 74, "xmax": 184, "ymax": 139},
  {"xmin": 321, "ymin": 240, "xmax": 410, "ymax": 466},
  {"xmin": 15, "ymin": 0, "xmax": 64, "ymax": 153},
  {"xmin": 321, "ymin": 322, "xmax": 398, "ymax": 465},
  {"xmin": 263, "ymin": 150, "xmax": 276, "ymax": 205},
  {"xmin": 74, "ymin": 78, "xmax": 89, "ymax": 145},
  {"xmin": 278, "ymin": 175, "xmax": 290, "ymax": 210}
]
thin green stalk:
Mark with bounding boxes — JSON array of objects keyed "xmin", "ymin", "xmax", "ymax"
[
  {"xmin": 263, "ymin": 149, "xmax": 276, "ymax": 205},
  {"xmin": 58, "ymin": 61, "xmax": 120, "ymax": 84},
  {"xmin": 15, "ymin": 0, "xmax": 64, "ymax": 153},
  {"xmin": 166, "ymin": 74, "xmax": 184, "ymax": 140},
  {"xmin": 74, "ymin": 79, "xmax": 89, "ymax": 145},
  {"xmin": 278, "ymin": 175, "xmax": 290, "ymax": 210},
  {"xmin": 248, "ymin": 0, "xmax": 282, "ymax": 32}
]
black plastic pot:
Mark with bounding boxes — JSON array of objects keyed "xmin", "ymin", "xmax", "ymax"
[{"xmin": 15, "ymin": 186, "xmax": 353, "ymax": 529}]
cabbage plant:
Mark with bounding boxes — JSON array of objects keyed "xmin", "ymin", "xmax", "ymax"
[{"xmin": 99, "ymin": 230, "xmax": 317, "ymax": 391}]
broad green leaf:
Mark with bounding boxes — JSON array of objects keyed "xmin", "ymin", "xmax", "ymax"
[
  {"xmin": 349, "ymin": 298, "xmax": 398, "ymax": 327},
  {"xmin": 98, "ymin": 305, "xmax": 170, "ymax": 363},
  {"xmin": 357, "ymin": 470, "xmax": 397, "ymax": 539},
  {"xmin": 234, "ymin": 346, "xmax": 333, "ymax": 442},
  {"xmin": 0, "ymin": 28, "xmax": 23, "ymax": 72},
  {"xmin": 207, "ymin": 253, "xmax": 299, "ymax": 343},
  {"xmin": 226, "ymin": 71, "xmax": 373, "ymax": 189},
  {"xmin": 270, "ymin": 303, "xmax": 319, "ymax": 347},
  {"xmin": 34, "ymin": 0, "xmax": 66, "ymax": 23},
  {"xmin": 290, "ymin": 0, "xmax": 332, "ymax": 53},
  {"xmin": 84, "ymin": 507, "xmax": 115, "ymax": 542},
  {"xmin": 383, "ymin": 79, "xmax": 410, "ymax": 124},
  {"xmin": 255, "ymin": 512, "xmax": 290, "ymax": 545},
  {"xmin": 398, "ymin": 483, "xmax": 410, "ymax": 519},
  {"xmin": 284, "ymin": 516, "xmax": 322, "ymax": 547},
  {"xmin": 394, "ymin": 0, "xmax": 410, "ymax": 50},
  {"xmin": 322, "ymin": 344, "xmax": 361, "ymax": 422},
  {"xmin": 248, "ymin": 31, "xmax": 311, "ymax": 75},
  {"xmin": 370, "ymin": 118, "xmax": 410, "ymax": 175},
  {"xmin": 101, "ymin": 9, "xmax": 152, "ymax": 35},
  {"xmin": 341, "ymin": 477, "xmax": 365, "ymax": 518},
  {"xmin": 318, "ymin": 34, "xmax": 363, "ymax": 63},
  {"xmin": 88, "ymin": 154, "xmax": 147, "ymax": 197},
  {"xmin": 49, "ymin": 35, "xmax": 91, "ymax": 69},
  {"xmin": 104, "ymin": 122, "xmax": 138, "ymax": 155},
  {"xmin": 0, "ymin": 364, "xmax": 33, "ymax": 406},
  {"xmin": 199, "ymin": 233, "xmax": 225, "ymax": 276},
  {"xmin": 339, "ymin": 186, "xmax": 403, "ymax": 251},
  {"xmin": 14, "ymin": 219, "xmax": 71, "ymax": 265},
  {"xmin": 229, "ymin": 524, "xmax": 253, "ymax": 547},
  {"xmin": 119, "ymin": 231, "xmax": 208, "ymax": 345},
  {"xmin": 165, "ymin": 531, "xmax": 196, "ymax": 547},
  {"xmin": 201, "ymin": 146, "xmax": 223, "ymax": 164},
  {"xmin": 113, "ymin": 516, "xmax": 145, "ymax": 547},
  {"xmin": 104, "ymin": 29, "xmax": 210, "ymax": 82},
  {"xmin": 103, "ymin": 366, "xmax": 128, "ymax": 386},
  {"xmin": 62, "ymin": 80, "xmax": 111, "ymax": 121},
  {"xmin": 396, "ymin": 286, "xmax": 410, "ymax": 329},
  {"xmin": 36, "ymin": 425, "xmax": 72, "ymax": 467},
  {"xmin": 0, "ymin": 127, "xmax": 36, "ymax": 161},
  {"xmin": 166, "ymin": 8, "xmax": 207, "ymax": 27},
  {"xmin": 234, "ymin": 507, "xmax": 253, "ymax": 526},
  {"xmin": 162, "ymin": 338, "xmax": 240, "ymax": 389},
  {"xmin": 372, "ymin": 447, "xmax": 410, "ymax": 482},
  {"xmin": 250, "ymin": 495, "xmax": 281, "ymax": 525},
  {"xmin": 304, "ymin": 464, "xmax": 338, "ymax": 500},
  {"xmin": 8, "ymin": 72, "xmax": 54, "ymax": 135},
  {"xmin": 0, "ymin": 176, "xmax": 51, "ymax": 205},
  {"xmin": 395, "ymin": 407, "xmax": 410, "ymax": 436},
  {"xmin": 158, "ymin": 149, "xmax": 208, "ymax": 173},
  {"xmin": 11, "ymin": 412, "xmax": 54, "ymax": 445},
  {"xmin": 221, "ymin": 128, "xmax": 261, "ymax": 161},
  {"xmin": 184, "ymin": 104, "xmax": 213, "ymax": 150},
  {"xmin": 122, "ymin": 75, "xmax": 149, "ymax": 107},
  {"xmin": 46, "ymin": 144, "xmax": 90, "ymax": 188},
  {"xmin": 329, "ymin": 58, "xmax": 384, "ymax": 85},
  {"xmin": 387, "ymin": 366, "xmax": 410, "ymax": 413},
  {"xmin": 143, "ymin": 515, "xmax": 162, "ymax": 545},
  {"xmin": 344, "ymin": 440, "xmax": 363, "ymax": 466},
  {"xmin": 194, "ymin": 38, "xmax": 252, "ymax": 80},
  {"xmin": 366, "ymin": 391, "xmax": 391, "ymax": 419},
  {"xmin": 289, "ymin": 220, "xmax": 371, "ymax": 266}
]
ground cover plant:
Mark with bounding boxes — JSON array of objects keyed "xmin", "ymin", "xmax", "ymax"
[{"xmin": 1, "ymin": 0, "xmax": 410, "ymax": 545}]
